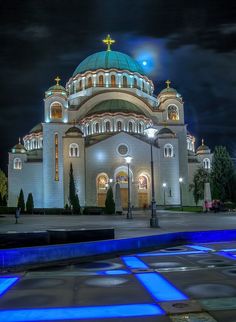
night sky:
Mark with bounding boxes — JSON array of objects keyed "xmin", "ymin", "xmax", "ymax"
[{"xmin": 1, "ymin": 0, "xmax": 236, "ymax": 173}]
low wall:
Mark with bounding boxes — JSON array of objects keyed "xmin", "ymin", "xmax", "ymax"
[{"xmin": 1, "ymin": 229, "xmax": 236, "ymax": 271}]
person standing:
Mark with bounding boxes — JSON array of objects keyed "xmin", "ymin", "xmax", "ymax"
[{"xmin": 15, "ymin": 207, "xmax": 21, "ymax": 224}]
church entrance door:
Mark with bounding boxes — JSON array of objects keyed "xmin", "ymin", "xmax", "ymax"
[
  {"xmin": 120, "ymin": 188, "xmax": 128, "ymax": 208},
  {"xmin": 138, "ymin": 192, "xmax": 148, "ymax": 209},
  {"xmin": 97, "ymin": 193, "xmax": 106, "ymax": 207}
]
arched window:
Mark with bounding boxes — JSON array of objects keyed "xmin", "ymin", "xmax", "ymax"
[
  {"xmin": 138, "ymin": 122, "xmax": 143, "ymax": 133},
  {"xmin": 50, "ymin": 102, "xmax": 62, "ymax": 119},
  {"xmin": 79, "ymin": 80, "xmax": 82, "ymax": 90},
  {"xmin": 105, "ymin": 121, "xmax": 111, "ymax": 132},
  {"xmin": 99, "ymin": 75, "xmax": 104, "ymax": 87},
  {"xmin": 13, "ymin": 158, "xmax": 22, "ymax": 170},
  {"xmin": 123, "ymin": 76, "xmax": 128, "ymax": 87},
  {"xmin": 138, "ymin": 175, "xmax": 147, "ymax": 190},
  {"xmin": 69, "ymin": 143, "xmax": 79, "ymax": 157},
  {"xmin": 164, "ymin": 144, "xmax": 174, "ymax": 157},
  {"xmin": 117, "ymin": 121, "xmax": 122, "ymax": 131},
  {"xmin": 168, "ymin": 105, "xmax": 179, "ymax": 121},
  {"xmin": 203, "ymin": 158, "xmax": 211, "ymax": 169},
  {"xmin": 94, "ymin": 122, "xmax": 99, "ymax": 133},
  {"xmin": 88, "ymin": 77, "xmax": 92, "ymax": 88},
  {"xmin": 111, "ymin": 75, "xmax": 116, "ymax": 87},
  {"xmin": 87, "ymin": 124, "xmax": 90, "ymax": 135},
  {"xmin": 134, "ymin": 78, "xmax": 138, "ymax": 88},
  {"xmin": 97, "ymin": 174, "xmax": 108, "ymax": 190},
  {"xmin": 128, "ymin": 121, "xmax": 133, "ymax": 132}
]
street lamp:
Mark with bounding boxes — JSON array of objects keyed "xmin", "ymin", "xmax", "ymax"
[
  {"xmin": 179, "ymin": 177, "xmax": 183, "ymax": 211},
  {"xmin": 162, "ymin": 182, "xmax": 167, "ymax": 206},
  {"xmin": 124, "ymin": 155, "xmax": 133, "ymax": 219},
  {"xmin": 144, "ymin": 126, "xmax": 159, "ymax": 227}
]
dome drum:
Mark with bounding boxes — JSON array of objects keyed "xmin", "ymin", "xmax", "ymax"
[{"xmin": 67, "ymin": 70, "xmax": 153, "ymax": 97}]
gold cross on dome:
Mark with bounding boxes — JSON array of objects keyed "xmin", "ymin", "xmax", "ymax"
[
  {"xmin": 103, "ymin": 34, "xmax": 115, "ymax": 51},
  {"xmin": 166, "ymin": 80, "xmax": 171, "ymax": 88},
  {"xmin": 55, "ymin": 76, "xmax": 61, "ymax": 86}
]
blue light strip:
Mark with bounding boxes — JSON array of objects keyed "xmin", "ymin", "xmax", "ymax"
[
  {"xmin": 122, "ymin": 256, "xmax": 149, "ymax": 269},
  {"xmin": 187, "ymin": 245, "xmax": 213, "ymax": 251},
  {"xmin": 221, "ymin": 248, "xmax": 236, "ymax": 252},
  {"xmin": 0, "ymin": 304, "xmax": 165, "ymax": 321},
  {"xmin": 137, "ymin": 250, "xmax": 205, "ymax": 257},
  {"xmin": 0, "ymin": 277, "xmax": 19, "ymax": 296},
  {"xmin": 98, "ymin": 270, "xmax": 130, "ymax": 275},
  {"xmin": 136, "ymin": 273, "xmax": 188, "ymax": 302},
  {"xmin": 217, "ymin": 251, "xmax": 236, "ymax": 261}
]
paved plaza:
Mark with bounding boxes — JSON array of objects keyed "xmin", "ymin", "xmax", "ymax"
[
  {"xmin": 1, "ymin": 211, "xmax": 236, "ymax": 238},
  {"xmin": 1, "ymin": 211, "xmax": 236, "ymax": 321}
]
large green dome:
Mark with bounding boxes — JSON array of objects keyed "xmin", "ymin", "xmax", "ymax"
[{"xmin": 73, "ymin": 51, "xmax": 145, "ymax": 76}]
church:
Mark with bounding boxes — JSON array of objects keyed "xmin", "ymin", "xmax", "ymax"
[{"xmin": 8, "ymin": 35, "xmax": 212, "ymax": 209}]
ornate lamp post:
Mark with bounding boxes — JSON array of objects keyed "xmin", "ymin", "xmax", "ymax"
[
  {"xmin": 144, "ymin": 126, "xmax": 159, "ymax": 228},
  {"xmin": 162, "ymin": 182, "xmax": 167, "ymax": 206},
  {"xmin": 124, "ymin": 155, "xmax": 133, "ymax": 219},
  {"xmin": 179, "ymin": 177, "xmax": 183, "ymax": 211}
]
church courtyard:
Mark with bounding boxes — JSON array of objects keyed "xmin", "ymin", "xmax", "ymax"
[{"xmin": 1, "ymin": 211, "xmax": 236, "ymax": 238}]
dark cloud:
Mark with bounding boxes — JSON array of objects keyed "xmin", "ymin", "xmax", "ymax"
[{"xmin": 0, "ymin": 0, "xmax": 236, "ymax": 172}]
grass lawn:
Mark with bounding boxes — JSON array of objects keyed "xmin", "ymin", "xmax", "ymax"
[{"xmin": 164, "ymin": 206, "xmax": 203, "ymax": 212}]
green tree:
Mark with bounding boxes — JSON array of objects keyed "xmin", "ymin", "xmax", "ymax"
[
  {"xmin": 211, "ymin": 146, "xmax": 235, "ymax": 201},
  {"xmin": 74, "ymin": 194, "xmax": 81, "ymax": 214},
  {"xmin": 105, "ymin": 186, "xmax": 115, "ymax": 214},
  {"xmin": 0, "ymin": 169, "xmax": 7, "ymax": 202},
  {"xmin": 190, "ymin": 167, "xmax": 210, "ymax": 206},
  {"xmin": 69, "ymin": 163, "xmax": 81, "ymax": 214},
  {"xmin": 26, "ymin": 193, "xmax": 34, "ymax": 214},
  {"xmin": 17, "ymin": 189, "xmax": 25, "ymax": 211}
]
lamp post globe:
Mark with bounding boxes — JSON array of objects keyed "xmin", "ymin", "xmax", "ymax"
[
  {"xmin": 144, "ymin": 126, "xmax": 159, "ymax": 228},
  {"xmin": 124, "ymin": 155, "xmax": 133, "ymax": 219}
]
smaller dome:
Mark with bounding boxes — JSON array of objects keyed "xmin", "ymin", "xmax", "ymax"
[
  {"xmin": 196, "ymin": 139, "xmax": 210, "ymax": 154},
  {"xmin": 158, "ymin": 127, "xmax": 175, "ymax": 135},
  {"xmin": 159, "ymin": 80, "xmax": 181, "ymax": 97},
  {"xmin": 158, "ymin": 127, "xmax": 175, "ymax": 138},
  {"xmin": 160, "ymin": 87, "xmax": 177, "ymax": 95},
  {"xmin": 45, "ymin": 77, "xmax": 67, "ymax": 98},
  {"xmin": 29, "ymin": 123, "xmax": 43, "ymax": 134},
  {"xmin": 12, "ymin": 141, "xmax": 26, "ymax": 154},
  {"xmin": 48, "ymin": 84, "xmax": 66, "ymax": 91},
  {"xmin": 65, "ymin": 126, "xmax": 83, "ymax": 136},
  {"xmin": 87, "ymin": 99, "xmax": 145, "ymax": 117}
]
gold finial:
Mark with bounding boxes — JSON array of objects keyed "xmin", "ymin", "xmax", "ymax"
[
  {"xmin": 55, "ymin": 76, "xmax": 61, "ymax": 86},
  {"xmin": 166, "ymin": 80, "xmax": 171, "ymax": 88},
  {"xmin": 102, "ymin": 34, "xmax": 115, "ymax": 51},
  {"xmin": 18, "ymin": 137, "xmax": 21, "ymax": 144},
  {"xmin": 202, "ymin": 138, "xmax": 204, "ymax": 146}
]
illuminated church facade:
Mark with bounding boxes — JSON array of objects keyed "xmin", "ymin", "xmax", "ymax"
[{"xmin": 8, "ymin": 35, "xmax": 212, "ymax": 209}]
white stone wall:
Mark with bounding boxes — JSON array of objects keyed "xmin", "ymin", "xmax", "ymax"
[
  {"xmin": 85, "ymin": 132, "xmax": 160, "ymax": 207},
  {"xmin": 63, "ymin": 136, "xmax": 85, "ymax": 206},
  {"xmin": 42, "ymin": 123, "xmax": 68, "ymax": 208},
  {"xmin": 158, "ymin": 137, "xmax": 180, "ymax": 205},
  {"xmin": 8, "ymin": 153, "xmax": 43, "ymax": 207}
]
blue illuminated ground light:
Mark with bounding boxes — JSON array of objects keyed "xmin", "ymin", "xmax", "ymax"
[
  {"xmin": 97, "ymin": 269, "xmax": 130, "ymax": 275},
  {"xmin": 0, "ymin": 277, "xmax": 19, "ymax": 296},
  {"xmin": 137, "ymin": 250, "xmax": 205, "ymax": 256},
  {"xmin": 0, "ymin": 304, "xmax": 165, "ymax": 322},
  {"xmin": 136, "ymin": 273, "xmax": 188, "ymax": 302},
  {"xmin": 187, "ymin": 245, "xmax": 214, "ymax": 251},
  {"xmin": 121, "ymin": 256, "xmax": 149, "ymax": 269}
]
